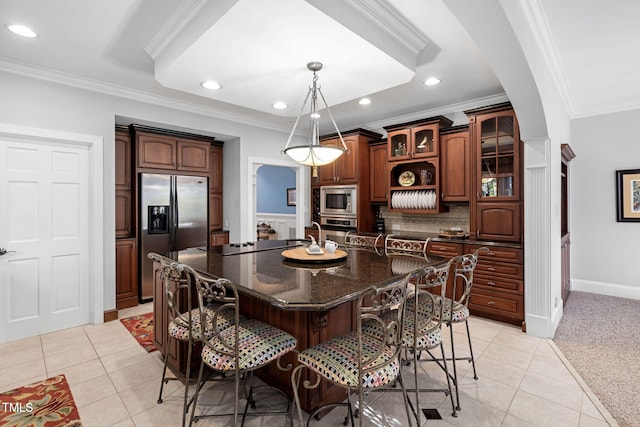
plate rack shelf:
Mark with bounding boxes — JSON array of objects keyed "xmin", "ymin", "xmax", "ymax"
[{"xmin": 388, "ymin": 160, "xmax": 442, "ymax": 213}]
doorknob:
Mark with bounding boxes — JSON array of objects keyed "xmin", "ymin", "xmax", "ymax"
[{"xmin": 0, "ymin": 248, "xmax": 16, "ymax": 256}]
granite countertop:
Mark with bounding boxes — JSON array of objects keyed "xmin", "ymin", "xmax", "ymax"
[{"xmin": 170, "ymin": 243, "xmax": 447, "ymax": 311}]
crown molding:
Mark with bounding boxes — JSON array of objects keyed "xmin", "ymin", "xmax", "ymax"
[
  {"xmin": 0, "ymin": 59, "xmax": 295, "ymax": 135},
  {"xmin": 363, "ymin": 93, "xmax": 510, "ymax": 134},
  {"xmin": 351, "ymin": 0, "xmax": 429, "ymax": 53},
  {"xmin": 519, "ymin": 0, "xmax": 576, "ymax": 118},
  {"xmin": 306, "ymin": 0, "xmax": 430, "ymax": 70},
  {"xmin": 144, "ymin": 0, "xmax": 208, "ymax": 60}
]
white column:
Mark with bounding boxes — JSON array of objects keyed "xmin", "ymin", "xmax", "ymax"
[{"xmin": 524, "ymin": 136, "xmax": 561, "ymax": 337}]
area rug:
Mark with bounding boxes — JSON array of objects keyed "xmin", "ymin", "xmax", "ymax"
[
  {"xmin": 553, "ymin": 291, "xmax": 640, "ymax": 427},
  {"xmin": 0, "ymin": 374, "xmax": 82, "ymax": 427},
  {"xmin": 120, "ymin": 312, "xmax": 157, "ymax": 352}
]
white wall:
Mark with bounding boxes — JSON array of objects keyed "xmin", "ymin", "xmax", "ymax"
[
  {"xmin": 0, "ymin": 70, "xmax": 302, "ymax": 313},
  {"xmin": 571, "ymin": 109, "xmax": 640, "ymax": 298}
]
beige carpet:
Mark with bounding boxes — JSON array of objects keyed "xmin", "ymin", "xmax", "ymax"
[{"xmin": 553, "ymin": 291, "xmax": 640, "ymax": 427}]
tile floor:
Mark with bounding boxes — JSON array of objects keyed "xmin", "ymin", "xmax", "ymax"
[{"xmin": 0, "ymin": 303, "xmax": 617, "ymax": 427}]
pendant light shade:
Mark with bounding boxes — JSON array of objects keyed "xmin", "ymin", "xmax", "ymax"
[{"xmin": 282, "ymin": 62, "xmax": 347, "ymax": 175}]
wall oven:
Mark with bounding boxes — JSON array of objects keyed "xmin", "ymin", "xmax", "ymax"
[
  {"xmin": 320, "ymin": 216, "xmax": 357, "ymax": 244},
  {"xmin": 320, "ymin": 185, "xmax": 357, "ymax": 217}
]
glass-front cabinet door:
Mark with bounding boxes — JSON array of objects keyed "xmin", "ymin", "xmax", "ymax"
[{"xmin": 476, "ymin": 111, "xmax": 519, "ymax": 201}]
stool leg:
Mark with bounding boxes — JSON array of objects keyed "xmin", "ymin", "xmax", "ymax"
[
  {"xmin": 180, "ymin": 339, "xmax": 192, "ymax": 427},
  {"xmin": 448, "ymin": 323, "xmax": 461, "ymax": 411},
  {"xmin": 465, "ymin": 319, "xmax": 478, "ymax": 380},
  {"xmin": 157, "ymin": 335, "xmax": 171, "ymax": 404}
]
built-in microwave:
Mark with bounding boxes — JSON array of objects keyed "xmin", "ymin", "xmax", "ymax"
[{"xmin": 320, "ymin": 185, "xmax": 357, "ymax": 217}]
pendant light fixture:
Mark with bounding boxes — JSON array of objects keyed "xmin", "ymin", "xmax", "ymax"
[{"xmin": 282, "ymin": 62, "xmax": 348, "ymax": 177}]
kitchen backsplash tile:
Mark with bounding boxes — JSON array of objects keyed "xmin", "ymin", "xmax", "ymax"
[{"xmin": 381, "ymin": 205, "xmax": 470, "ymax": 234}]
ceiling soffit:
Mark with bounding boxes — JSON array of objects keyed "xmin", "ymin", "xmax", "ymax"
[{"xmin": 145, "ymin": 0, "xmax": 437, "ymax": 117}]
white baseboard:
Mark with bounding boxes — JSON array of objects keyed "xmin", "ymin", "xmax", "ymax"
[{"xmin": 571, "ymin": 279, "xmax": 640, "ymax": 300}]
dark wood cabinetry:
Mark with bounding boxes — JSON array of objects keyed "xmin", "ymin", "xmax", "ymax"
[
  {"xmin": 317, "ymin": 136, "xmax": 357, "ymax": 185},
  {"xmin": 384, "ymin": 116, "xmax": 453, "ymax": 214},
  {"xmin": 475, "ymin": 202, "xmax": 521, "ymax": 242},
  {"xmin": 115, "ymin": 126, "xmax": 137, "ymax": 309},
  {"xmin": 466, "ymin": 103, "xmax": 523, "ymax": 242},
  {"xmin": 465, "ymin": 243, "xmax": 524, "ymax": 326},
  {"xmin": 116, "ymin": 125, "xmax": 223, "ymax": 309},
  {"xmin": 115, "ymin": 127, "xmax": 134, "ymax": 238},
  {"xmin": 209, "ymin": 145, "xmax": 224, "ymax": 239},
  {"xmin": 561, "ymin": 144, "xmax": 575, "ymax": 305},
  {"xmin": 115, "ymin": 192, "xmax": 133, "ymax": 238},
  {"xmin": 313, "ymin": 129, "xmax": 382, "ymax": 233},
  {"xmin": 136, "ymin": 131, "xmax": 210, "ymax": 173},
  {"xmin": 440, "ymin": 127, "xmax": 470, "ymax": 202},
  {"xmin": 210, "ymin": 230, "xmax": 229, "ymax": 246},
  {"xmin": 369, "ymin": 142, "xmax": 388, "ymax": 203},
  {"xmin": 115, "ymin": 239, "xmax": 137, "ymax": 309}
]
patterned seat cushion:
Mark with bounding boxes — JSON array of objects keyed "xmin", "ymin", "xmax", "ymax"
[
  {"xmin": 297, "ymin": 331, "xmax": 399, "ymax": 389},
  {"xmin": 434, "ymin": 296, "xmax": 469, "ymax": 323},
  {"xmin": 168, "ymin": 305, "xmax": 240, "ymax": 341},
  {"xmin": 363, "ymin": 306, "xmax": 442, "ymax": 351},
  {"xmin": 201, "ymin": 319, "xmax": 297, "ymax": 372}
]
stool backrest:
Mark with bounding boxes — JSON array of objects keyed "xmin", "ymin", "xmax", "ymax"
[
  {"xmin": 147, "ymin": 252, "xmax": 192, "ymax": 327},
  {"xmin": 384, "ymin": 235, "xmax": 430, "ymax": 258},
  {"xmin": 181, "ymin": 265, "xmax": 240, "ymax": 358}
]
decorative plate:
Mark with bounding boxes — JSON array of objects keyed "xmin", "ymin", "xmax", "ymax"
[{"xmin": 398, "ymin": 171, "xmax": 415, "ymax": 186}]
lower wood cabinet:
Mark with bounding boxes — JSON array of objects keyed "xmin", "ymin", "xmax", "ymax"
[
  {"xmin": 465, "ymin": 243, "xmax": 524, "ymax": 327},
  {"xmin": 210, "ymin": 230, "xmax": 229, "ymax": 247},
  {"xmin": 115, "ymin": 239, "xmax": 138, "ymax": 309},
  {"xmin": 427, "ymin": 241, "xmax": 463, "ymax": 258}
]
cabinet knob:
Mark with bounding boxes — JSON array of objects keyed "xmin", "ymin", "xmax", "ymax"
[
  {"xmin": 487, "ymin": 267, "xmax": 496, "ymax": 272},
  {"xmin": 487, "ymin": 281, "xmax": 496, "ymax": 286},
  {"xmin": 487, "ymin": 301, "xmax": 496, "ymax": 305}
]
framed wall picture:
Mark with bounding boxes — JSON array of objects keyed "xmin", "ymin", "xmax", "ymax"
[
  {"xmin": 287, "ymin": 188, "xmax": 296, "ymax": 206},
  {"xmin": 616, "ymin": 169, "xmax": 640, "ymax": 222}
]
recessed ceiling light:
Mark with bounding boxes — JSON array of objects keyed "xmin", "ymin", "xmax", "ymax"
[
  {"xmin": 201, "ymin": 80, "xmax": 221, "ymax": 90},
  {"xmin": 7, "ymin": 24, "xmax": 38, "ymax": 38},
  {"xmin": 272, "ymin": 101, "xmax": 288, "ymax": 109},
  {"xmin": 423, "ymin": 77, "xmax": 441, "ymax": 86},
  {"xmin": 358, "ymin": 98, "xmax": 371, "ymax": 105}
]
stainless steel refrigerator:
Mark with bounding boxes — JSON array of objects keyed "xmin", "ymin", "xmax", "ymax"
[{"xmin": 140, "ymin": 173, "xmax": 208, "ymax": 301}]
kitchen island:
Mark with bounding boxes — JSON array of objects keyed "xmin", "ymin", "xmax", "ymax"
[{"xmin": 152, "ymin": 240, "xmax": 446, "ymax": 413}]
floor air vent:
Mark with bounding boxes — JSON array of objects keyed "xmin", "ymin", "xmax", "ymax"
[{"xmin": 422, "ymin": 408, "xmax": 443, "ymax": 420}]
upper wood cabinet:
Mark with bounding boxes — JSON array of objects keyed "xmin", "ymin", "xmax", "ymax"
[
  {"xmin": 369, "ymin": 142, "xmax": 388, "ymax": 203},
  {"xmin": 317, "ymin": 137, "xmax": 357, "ymax": 185},
  {"xmin": 115, "ymin": 129, "xmax": 132, "ymax": 191},
  {"xmin": 387, "ymin": 122, "xmax": 444, "ymax": 161},
  {"xmin": 383, "ymin": 116, "xmax": 453, "ymax": 214},
  {"xmin": 136, "ymin": 131, "xmax": 210, "ymax": 173},
  {"xmin": 209, "ymin": 145, "xmax": 223, "ymax": 193},
  {"xmin": 440, "ymin": 127, "xmax": 470, "ymax": 202},
  {"xmin": 469, "ymin": 107, "xmax": 520, "ymax": 202},
  {"xmin": 466, "ymin": 103, "xmax": 523, "ymax": 242}
]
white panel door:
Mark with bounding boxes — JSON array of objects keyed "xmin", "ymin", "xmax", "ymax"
[{"xmin": 0, "ymin": 138, "xmax": 90, "ymax": 342}]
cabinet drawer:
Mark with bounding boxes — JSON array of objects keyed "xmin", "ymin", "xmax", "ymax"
[
  {"xmin": 476, "ymin": 262, "xmax": 523, "ymax": 279},
  {"xmin": 469, "ymin": 289, "xmax": 522, "ymax": 316},
  {"xmin": 474, "ymin": 274, "xmax": 523, "ymax": 294},
  {"xmin": 465, "ymin": 244, "xmax": 522, "ymax": 264},
  {"xmin": 428, "ymin": 241, "xmax": 462, "ymax": 258}
]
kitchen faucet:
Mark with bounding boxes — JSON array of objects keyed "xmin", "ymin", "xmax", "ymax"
[{"xmin": 311, "ymin": 221, "xmax": 322, "ymax": 246}]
